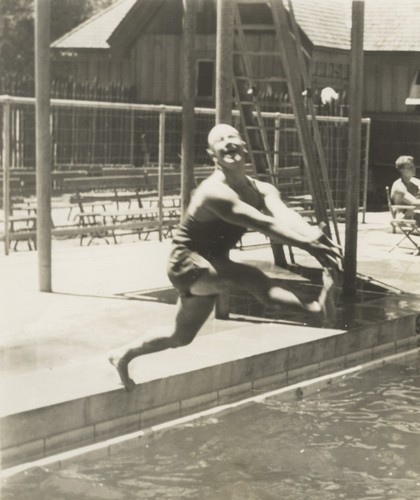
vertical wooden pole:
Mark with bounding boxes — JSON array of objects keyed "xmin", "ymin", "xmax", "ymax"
[
  {"xmin": 181, "ymin": 0, "xmax": 196, "ymax": 215},
  {"xmin": 35, "ymin": 0, "xmax": 52, "ymax": 292},
  {"xmin": 361, "ymin": 119, "xmax": 371, "ymax": 223},
  {"xmin": 2, "ymin": 99, "xmax": 11, "ymax": 255},
  {"xmin": 158, "ymin": 107, "xmax": 166, "ymax": 241},
  {"xmin": 274, "ymin": 113, "xmax": 281, "ymax": 174},
  {"xmin": 216, "ymin": 0, "xmax": 234, "ymax": 125},
  {"xmin": 343, "ymin": 0, "xmax": 364, "ymax": 296},
  {"xmin": 215, "ymin": 0, "xmax": 234, "ymax": 320},
  {"xmin": 270, "ymin": 0, "xmax": 330, "ymax": 228},
  {"xmin": 129, "ymin": 110, "xmax": 134, "ymax": 165}
]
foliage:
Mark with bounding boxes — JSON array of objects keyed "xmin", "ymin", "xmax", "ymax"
[{"xmin": 0, "ymin": 0, "xmax": 117, "ymax": 82}]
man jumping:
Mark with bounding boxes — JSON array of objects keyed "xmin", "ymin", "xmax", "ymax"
[{"xmin": 109, "ymin": 124, "xmax": 341, "ymax": 390}]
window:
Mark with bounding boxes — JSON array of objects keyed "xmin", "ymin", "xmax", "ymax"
[
  {"xmin": 406, "ymin": 68, "xmax": 420, "ymax": 108},
  {"xmin": 197, "ymin": 60, "xmax": 214, "ymax": 99}
]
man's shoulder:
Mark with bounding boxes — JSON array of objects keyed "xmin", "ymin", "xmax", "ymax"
[
  {"xmin": 192, "ymin": 176, "xmax": 236, "ymax": 209},
  {"xmin": 198, "ymin": 175, "xmax": 234, "ymax": 197},
  {"xmin": 391, "ymin": 178, "xmax": 405, "ymax": 191}
]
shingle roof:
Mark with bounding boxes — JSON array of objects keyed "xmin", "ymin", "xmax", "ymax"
[
  {"xmin": 51, "ymin": 0, "xmax": 420, "ymax": 53},
  {"xmin": 292, "ymin": 0, "xmax": 420, "ymax": 51},
  {"xmin": 51, "ymin": 0, "xmax": 137, "ymax": 50},
  {"xmin": 363, "ymin": 0, "xmax": 420, "ymax": 51},
  {"xmin": 291, "ymin": 0, "xmax": 350, "ymax": 50}
]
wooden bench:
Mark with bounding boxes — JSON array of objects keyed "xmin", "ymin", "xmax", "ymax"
[
  {"xmin": 1, "ymin": 170, "xmax": 90, "ymax": 199},
  {"xmin": 256, "ymin": 166, "xmax": 305, "ymax": 196},
  {"xmin": 62, "ymin": 175, "xmax": 151, "ymax": 211},
  {"xmin": 97, "ymin": 204, "xmax": 180, "ymax": 242},
  {"xmin": 61, "ymin": 173, "xmax": 182, "ymax": 244},
  {"xmin": 102, "ymin": 167, "xmax": 149, "ymax": 177},
  {"xmin": 0, "ymin": 214, "xmax": 37, "ymax": 251},
  {"xmin": 73, "ymin": 205, "xmax": 181, "ymax": 245},
  {"xmin": 62, "ymin": 172, "xmax": 181, "ymax": 207},
  {"xmin": 0, "ymin": 178, "xmax": 26, "ymax": 202},
  {"xmin": 55, "ymin": 164, "xmax": 104, "ymax": 176},
  {"xmin": 52, "ymin": 171, "xmax": 89, "ymax": 193},
  {"xmin": 73, "ymin": 190, "xmax": 180, "ymax": 236}
]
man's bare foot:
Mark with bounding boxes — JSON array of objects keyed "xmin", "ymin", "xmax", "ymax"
[
  {"xmin": 108, "ymin": 353, "xmax": 135, "ymax": 391},
  {"xmin": 318, "ymin": 269, "xmax": 337, "ymax": 327},
  {"xmin": 305, "ymin": 269, "xmax": 336, "ymax": 327}
]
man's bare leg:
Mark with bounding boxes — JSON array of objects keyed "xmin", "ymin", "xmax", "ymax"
[
  {"xmin": 109, "ymin": 295, "xmax": 216, "ymax": 390},
  {"xmin": 259, "ymin": 268, "xmax": 336, "ymax": 325},
  {"xmin": 192, "ymin": 259, "xmax": 336, "ymax": 325},
  {"xmin": 109, "ymin": 355, "xmax": 136, "ymax": 391}
]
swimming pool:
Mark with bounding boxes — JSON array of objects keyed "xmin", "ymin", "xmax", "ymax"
[{"xmin": 2, "ymin": 356, "xmax": 420, "ymax": 499}]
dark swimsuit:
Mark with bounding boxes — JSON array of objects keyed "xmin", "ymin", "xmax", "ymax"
[{"xmin": 167, "ymin": 178, "xmax": 264, "ymax": 295}]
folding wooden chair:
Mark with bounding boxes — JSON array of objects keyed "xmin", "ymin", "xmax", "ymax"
[{"xmin": 385, "ymin": 186, "xmax": 420, "ymax": 254}]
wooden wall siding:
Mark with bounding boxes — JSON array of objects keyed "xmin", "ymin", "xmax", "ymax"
[
  {"xmin": 88, "ymin": 60, "xmax": 98, "ymax": 82},
  {"xmin": 128, "ymin": 34, "xmax": 217, "ymax": 105},
  {"xmin": 129, "ymin": 35, "xmax": 183, "ymax": 104},
  {"xmin": 164, "ymin": 38, "xmax": 179, "ymax": 103},
  {"xmin": 98, "ymin": 60, "xmax": 110, "ymax": 83},
  {"xmin": 363, "ymin": 58, "xmax": 418, "ymax": 113},
  {"xmin": 143, "ymin": 0, "xmax": 183, "ymax": 34},
  {"xmin": 110, "ymin": 60, "xmax": 121, "ymax": 85},
  {"xmin": 71, "ymin": 57, "xmax": 130, "ymax": 89},
  {"xmin": 53, "ymin": 33, "xmax": 418, "ymax": 116},
  {"xmin": 311, "ymin": 49, "xmax": 350, "ymax": 91},
  {"xmin": 77, "ymin": 60, "xmax": 89, "ymax": 82},
  {"xmin": 243, "ymin": 34, "xmax": 282, "ymax": 78},
  {"xmin": 194, "ymin": 33, "xmax": 215, "ymax": 54}
]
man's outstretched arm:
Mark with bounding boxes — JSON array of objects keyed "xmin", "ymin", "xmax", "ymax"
[
  {"xmin": 204, "ymin": 186, "xmax": 341, "ymax": 269},
  {"xmin": 255, "ymin": 180, "xmax": 342, "ymax": 269}
]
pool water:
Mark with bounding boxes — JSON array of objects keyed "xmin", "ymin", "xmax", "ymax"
[{"xmin": 2, "ymin": 359, "xmax": 420, "ymax": 500}]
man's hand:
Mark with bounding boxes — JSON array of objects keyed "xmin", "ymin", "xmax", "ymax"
[{"xmin": 306, "ymin": 225, "xmax": 343, "ymax": 271}]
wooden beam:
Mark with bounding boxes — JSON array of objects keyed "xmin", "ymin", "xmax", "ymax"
[
  {"xmin": 2, "ymin": 99, "xmax": 11, "ymax": 255},
  {"xmin": 216, "ymin": 0, "xmax": 234, "ymax": 124},
  {"xmin": 35, "ymin": 0, "xmax": 52, "ymax": 292},
  {"xmin": 270, "ymin": 0, "xmax": 329, "ymax": 227},
  {"xmin": 215, "ymin": 0, "xmax": 234, "ymax": 320},
  {"xmin": 181, "ymin": 0, "xmax": 196, "ymax": 214},
  {"xmin": 343, "ymin": 0, "xmax": 364, "ymax": 296}
]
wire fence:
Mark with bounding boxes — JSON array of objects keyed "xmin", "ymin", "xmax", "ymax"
[
  {"xmin": 1, "ymin": 95, "xmax": 370, "ymax": 211},
  {"xmin": 0, "ymin": 75, "xmax": 136, "ymax": 103}
]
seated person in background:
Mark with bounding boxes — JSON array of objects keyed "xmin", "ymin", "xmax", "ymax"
[{"xmin": 390, "ymin": 155, "xmax": 420, "ymax": 219}]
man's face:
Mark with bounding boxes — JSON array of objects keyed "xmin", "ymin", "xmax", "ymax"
[
  {"xmin": 401, "ymin": 162, "xmax": 416, "ymax": 181},
  {"xmin": 207, "ymin": 125, "xmax": 245, "ymax": 167}
]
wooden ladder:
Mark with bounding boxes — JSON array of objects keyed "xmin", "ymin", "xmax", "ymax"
[
  {"xmin": 232, "ymin": 2, "xmax": 281, "ymax": 181},
  {"xmin": 234, "ymin": 0, "xmax": 341, "ymax": 243}
]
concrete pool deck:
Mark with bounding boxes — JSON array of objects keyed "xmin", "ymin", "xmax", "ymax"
[{"xmin": 1, "ymin": 212, "xmax": 420, "ymax": 468}]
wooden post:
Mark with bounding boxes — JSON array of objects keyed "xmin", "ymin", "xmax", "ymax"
[
  {"xmin": 343, "ymin": 0, "xmax": 364, "ymax": 296},
  {"xmin": 181, "ymin": 0, "xmax": 196, "ymax": 214},
  {"xmin": 274, "ymin": 112, "xmax": 281, "ymax": 174},
  {"xmin": 361, "ymin": 118, "xmax": 371, "ymax": 223},
  {"xmin": 270, "ymin": 0, "xmax": 330, "ymax": 228},
  {"xmin": 129, "ymin": 110, "xmax": 134, "ymax": 165},
  {"xmin": 2, "ymin": 99, "xmax": 11, "ymax": 255},
  {"xmin": 214, "ymin": 0, "xmax": 234, "ymax": 320},
  {"xmin": 35, "ymin": 0, "xmax": 52, "ymax": 292},
  {"xmin": 158, "ymin": 107, "xmax": 166, "ymax": 241},
  {"xmin": 216, "ymin": 0, "xmax": 234, "ymax": 125}
]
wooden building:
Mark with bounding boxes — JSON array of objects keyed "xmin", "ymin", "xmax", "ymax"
[
  {"xmin": 51, "ymin": 0, "xmax": 420, "ymax": 109},
  {"xmin": 51, "ymin": 0, "xmax": 420, "ymax": 206}
]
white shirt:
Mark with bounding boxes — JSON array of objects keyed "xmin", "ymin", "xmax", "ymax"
[{"xmin": 390, "ymin": 177, "xmax": 420, "ymax": 204}]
